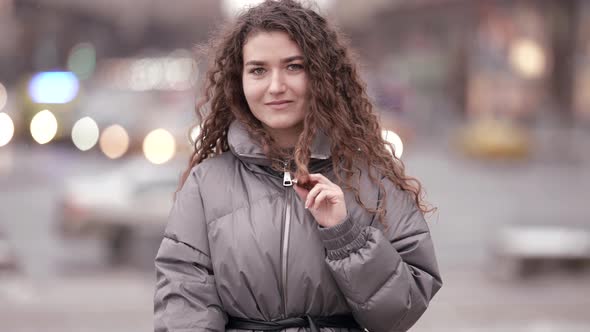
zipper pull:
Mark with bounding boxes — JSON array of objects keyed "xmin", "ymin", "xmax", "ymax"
[
  {"xmin": 283, "ymin": 171, "xmax": 293, "ymax": 187},
  {"xmin": 282, "ymin": 160, "xmax": 293, "ymax": 187}
]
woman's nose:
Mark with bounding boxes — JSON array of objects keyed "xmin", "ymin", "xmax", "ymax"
[{"xmin": 268, "ymin": 71, "xmax": 287, "ymax": 94}]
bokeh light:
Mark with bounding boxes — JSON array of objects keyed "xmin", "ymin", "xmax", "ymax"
[
  {"xmin": 143, "ymin": 128, "xmax": 176, "ymax": 164},
  {"xmin": 221, "ymin": 0, "xmax": 265, "ymax": 17},
  {"xmin": 99, "ymin": 124, "xmax": 129, "ymax": 159},
  {"xmin": 382, "ymin": 129, "xmax": 404, "ymax": 159},
  {"xmin": 30, "ymin": 110, "xmax": 58, "ymax": 144},
  {"xmin": 0, "ymin": 112, "xmax": 14, "ymax": 147},
  {"xmin": 29, "ymin": 72, "xmax": 79, "ymax": 104},
  {"xmin": 71, "ymin": 117, "xmax": 100, "ymax": 151},
  {"xmin": 189, "ymin": 125, "xmax": 201, "ymax": 145},
  {"xmin": 67, "ymin": 42, "xmax": 97, "ymax": 80},
  {"xmin": 509, "ymin": 39, "xmax": 546, "ymax": 79},
  {"xmin": 222, "ymin": 0, "xmax": 334, "ymax": 17},
  {"xmin": 0, "ymin": 82, "xmax": 7, "ymax": 111}
]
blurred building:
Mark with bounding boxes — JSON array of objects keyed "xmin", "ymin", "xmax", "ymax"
[
  {"xmin": 333, "ymin": 0, "xmax": 590, "ymax": 124},
  {"xmin": 0, "ymin": 0, "xmax": 221, "ymax": 83},
  {"xmin": 1, "ymin": 0, "xmax": 589, "ymax": 156}
]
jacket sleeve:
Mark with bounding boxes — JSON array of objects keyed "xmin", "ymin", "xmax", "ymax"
[
  {"xmin": 154, "ymin": 168, "xmax": 227, "ymax": 332},
  {"xmin": 318, "ymin": 177, "xmax": 442, "ymax": 332}
]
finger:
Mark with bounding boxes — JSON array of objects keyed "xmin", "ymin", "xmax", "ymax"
[
  {"xmin": 312, "ymin": 191, "xmax": 331, "ymax": 210},
  {"xmin": 306, "ymin": 184, "xmax": 327, "ymax": 208},
  {"xmin": 305, "ymin": 184, "xmax": 322, "ymax": 208}
]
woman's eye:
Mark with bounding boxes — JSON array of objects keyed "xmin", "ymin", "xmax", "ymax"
[
  {"xmin": 287, "ymin": 64, "xmax": 304, "ymax": 71},
  {"xmin": 250, "ymin": 67, "xmax": 266, "ymax": 75}
]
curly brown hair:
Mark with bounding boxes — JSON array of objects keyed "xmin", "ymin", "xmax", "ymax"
[{"xmin": 179, "ymin": 0, "xmax": 433, "ymax": 222}]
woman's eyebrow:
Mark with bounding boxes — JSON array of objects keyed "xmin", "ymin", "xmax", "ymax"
[
  {"xmin": 244, "ymin": 60, "xmax": 266, "ymax": 66},
  {"xmin": 244, "ymin": 55, "xmax": 304, "ymax": 66},
  {"xmin": 281, "ymin": 55, "xmax": 304, "ymax": 63}
]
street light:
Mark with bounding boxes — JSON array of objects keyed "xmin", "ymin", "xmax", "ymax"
[
  {"xmin": 221, "ymin": 0, "xmax": 334, "ymax": 17},
  {"xmin": 0, "ymin": 113, "xmax": 14, "ymax": 147}
]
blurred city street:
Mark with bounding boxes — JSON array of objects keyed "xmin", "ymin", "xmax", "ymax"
[{"xmin": 1, "ymin": 126, "xmax": 590, "ymax": 331}]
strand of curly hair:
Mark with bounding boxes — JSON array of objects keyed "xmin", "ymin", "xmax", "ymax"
[{"xmin": 178, "ymin": 0, "xmax": 434, "ymax": 224}]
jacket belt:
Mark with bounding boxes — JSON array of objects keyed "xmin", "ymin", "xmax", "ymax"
[{"xmin": 226, "ymin": 314, "xmax": 361, "ymax": 332}]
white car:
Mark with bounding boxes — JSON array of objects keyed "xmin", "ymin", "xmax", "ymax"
[
  {"xmin": 57, "ymin": 157, "xmax": 185, "ymax": 263},
  {"xmin": 491, "ymin": 224, "xmax": 590, "ymax": 279}
]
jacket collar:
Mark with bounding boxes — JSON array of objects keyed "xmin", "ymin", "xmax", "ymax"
[{"xmin": 228, "ymin": 120, "xmax": 331, "ymax": 167}]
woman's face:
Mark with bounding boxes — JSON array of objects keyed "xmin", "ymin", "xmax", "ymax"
[{"xmin": 242, "ymin": 31, "xmax": 308, "ymax": 145}]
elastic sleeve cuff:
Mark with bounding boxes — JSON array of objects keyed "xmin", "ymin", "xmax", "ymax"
[{"xmin": 318, "ymin": 215, "xmax": 367, "ymax": 260}]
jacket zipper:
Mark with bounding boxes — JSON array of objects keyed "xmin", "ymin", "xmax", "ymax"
[{"xmin": 280, "ymin": 161, "xmax": 293, "ymax": 316}]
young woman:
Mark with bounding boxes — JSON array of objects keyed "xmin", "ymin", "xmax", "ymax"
[{"xmin": 154, "ymin": 1, "xmax": 442, "ymax": 331}]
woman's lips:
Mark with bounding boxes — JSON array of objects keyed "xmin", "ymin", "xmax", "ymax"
[{"xmin": 265, "ymin": 100, "xmax": 292, "ymax": 110}]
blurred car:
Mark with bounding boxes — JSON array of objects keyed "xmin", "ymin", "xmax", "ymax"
[
  {"xmin": 57, "ymin": 156, "xmax": 185, "ymax": 263},
  {"xmin": 491, "ymin": 224, "xmax": 590, "ymax": 279},
  {"xmin": 456, "ymin": 117, "xmax": 531, "ymax": 160}
]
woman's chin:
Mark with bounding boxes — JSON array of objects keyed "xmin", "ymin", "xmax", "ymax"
[{"xmin": 262, "ymin": 120, "xmax": 303, "ymax": 132}]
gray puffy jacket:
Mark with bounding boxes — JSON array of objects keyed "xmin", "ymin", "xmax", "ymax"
[{"xmin": 154, "ymin": 121, "xmax": 442, "ymax": 332}]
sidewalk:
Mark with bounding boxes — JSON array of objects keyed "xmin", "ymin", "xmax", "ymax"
[{"xmin": 1, "ymin": 267, "xmax": 589, "ymax": 332}]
